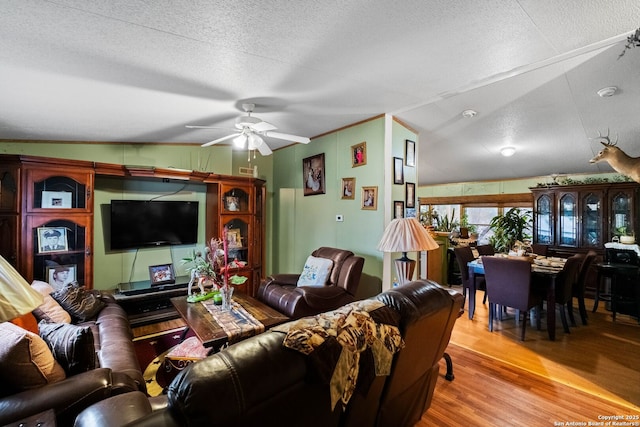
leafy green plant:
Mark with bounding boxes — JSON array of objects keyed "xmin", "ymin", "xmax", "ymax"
[
  {"xmin": 435, "ymin": 208, "xmax": 460, "ymax": 232},
  {"xmin": 488, "ymin": 208, "xmax": 532, "ymax": 253}
]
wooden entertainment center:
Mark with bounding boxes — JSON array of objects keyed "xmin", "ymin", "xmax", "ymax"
[{"xmin": 0, "ymin": 155, "xmax": 266, "ymax": 312}]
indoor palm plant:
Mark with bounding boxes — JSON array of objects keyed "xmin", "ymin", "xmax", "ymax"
[{"xmin": 488, "ymin": 208, "xmax": 532, "ymax": 253}]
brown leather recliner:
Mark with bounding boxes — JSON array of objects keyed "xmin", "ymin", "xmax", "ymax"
[{"xmin": 256, "ymin": 247, "xmax": 365, "ymax": 319}]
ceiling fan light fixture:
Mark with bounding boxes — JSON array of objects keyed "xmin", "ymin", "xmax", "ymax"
[
  {"xmin": 500, "ymin": 146, "xmax": 516, "ymax": 157},
  {"xmin": 233, "ymin": 134, "xmax": 247, "ymax": 148},
  {"xmin": 247, "ymin": 133, "xmax": 264, "ymax": 150},
  {"xmin": 597, "ymin": 86, "xmax": 617, "ymax": 97}
]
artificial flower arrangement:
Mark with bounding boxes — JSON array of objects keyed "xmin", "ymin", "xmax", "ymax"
[{"xmin": 181, "ymin": 227, "xmax": 248, "ymax": 304}]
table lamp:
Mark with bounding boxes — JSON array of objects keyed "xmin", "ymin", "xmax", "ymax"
[
  {"xmin": 377, "ymin": 217, "xmax": 440, "ymax": 286},
  {"xmin": 0, "ymin": 255, "xmax": 43, "ymax": 323}
]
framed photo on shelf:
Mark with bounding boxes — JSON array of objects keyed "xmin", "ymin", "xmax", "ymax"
[
  {"xmin": 37, "ymin": 227, "xmax": 68, "ymax": 253},
  {"xmin": 393, "ymin": 157, "xmax": 404, "ymax": 184},
  {"xmin": 224, "ymin": 196, "xmax": 240, "ymax": 211},
  {"xmin": 302, "ymin": 153, "xmax": 326, "ymax": 196},
  {"xmin": 405, "ymin": 139, "xmax": 416, "ymax": 167},
  {"xmin": 394, "ymin": 201, "xmax": 405, "ymax": 219},
  {"xmin": 406, "ymin": 182, "xmax": 415, "ymax": 208},
  {"xmin": 149, "ymin": 264, "xmax": 175, "ymax": 286},
  {"xmin": 46, "ymin": 264, "xmax": 76, "ymax": 290},
  {"xmin": 227, "ymin": 228, "xmax": 242, "ymax": 248},
  {"xmin": 341, "ymin": 177, "xmax": 356, "ymax": 200},
  {"xmin": 351, "ymin": 142, "xmax": 367, "ymax": 167},
  {"xmin": 361, "ymin": 186, "xmax": 378, "ymax": 210},
  {"xmin": 41, "ymin": 191, "xmax": 72, "ymax": 209}
]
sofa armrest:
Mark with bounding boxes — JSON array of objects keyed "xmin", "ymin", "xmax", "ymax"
[
  {"xmin": 264, "ymin": 273, "xmax": 300, "ymax": 286},
  {"xmin": 0, "ymin": 368, "xmax": 129, "ymax": 427}
]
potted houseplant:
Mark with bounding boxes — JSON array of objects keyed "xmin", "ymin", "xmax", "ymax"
[{"xmin": 488, "ymin": 208, "xmax": 532, "ymax": 253}]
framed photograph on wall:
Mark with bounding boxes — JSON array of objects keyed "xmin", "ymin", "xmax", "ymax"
[
  {"xmin": 405, "ymin": 139, "xmax": 416, "ymax": 167},
  {"xmin": 303, "ymin": 153, "xmax": 326, "ymax": 196},
  {"xmin": 394, "ymin": 201, "xmax": 405, "ymax": 219},
  {"xmin": 37, "ymin": 227, "xmax": 69, "ymax": 253},
  {"xmin": 341, "ymin": 177, "xmax": 356, "ymax": 200},
  {"xmin": 149, "ymin": 264, "xmax": 175, "ymax": 286},
  {"xmin": 351, "ymin": 142, "xmax": 367, "ymax": 167},
  {"xmin": 406, "ymin": 182, "xmax": 415, "ymax": 208},
  {"xmin": 393, "ymin": 157, "xmax": 404, "ymax": 184},
  {"xmin": 46, "ymin": 264, "xmax": 76, "ymax": 290},
  {"xmin": 361, "ymin": 186, "xmax": 378, "ymax": 210}
]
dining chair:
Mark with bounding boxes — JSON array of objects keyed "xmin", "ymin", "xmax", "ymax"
[
  {"xmin": 482, "ymin": 256, "xmax": 542, "ymax": 341},
  {"xmin": 568, "ymin": 250, "xmax": 597, "ymax": 326},
  {"xmin": 544, "ymin": 254, "xmax": 583, "ymax": 334},
  {"xmin": 454, "ymin": 246, "xmax": 487, "ymax": 305},
  {"xmin": 475, "ymin": 244, "xmax": 495, "ymax": 256}
]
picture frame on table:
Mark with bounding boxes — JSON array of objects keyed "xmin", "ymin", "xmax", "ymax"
[
  {"xmin": 46, "ymin": 264, "xmax": 76, "ymax": 290},
  {"xmin": 406, "ymin": 182, "xmax": 415, "ymax": 208},
  {"xmin": 393, "ymin": 157, "xmax": 404, "ymax": 184},
  {"xmin": 405, "ymin": 139, "xmax": 416, "ymax": 167},
  {"xmin": 37, "ymin": 227, "xmax": 69, "ymax": 253},
  {"xmin": 341, "ymin": 177, "xmax": 356, "ymax": 200},
  {"xmin": 149, "ymin": 264, "xmax": 175, "ymax": 286},
  {"xmin": 351, "ymin": 142, "xmax": 367, "ymax": 167},
  {"xmin": 303, "ymin": 153, "xmax": 326, "ymax": 196},
  {"xmin": 361, "ymin": 186, "xmax": 378, "ymax": 210},
  {"xmin": 394, "ymin": 201, "xmax": 405, "ymax": 219}
]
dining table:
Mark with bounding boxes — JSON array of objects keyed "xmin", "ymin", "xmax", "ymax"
[{"xmin": 467, "ymin": 256, "xmax": 566, "ymax": 341}]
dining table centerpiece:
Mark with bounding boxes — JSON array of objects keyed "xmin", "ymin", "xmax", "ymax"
[{"xmin": 181, "ymin": 227, "xmax": 248, "ymax": 307}]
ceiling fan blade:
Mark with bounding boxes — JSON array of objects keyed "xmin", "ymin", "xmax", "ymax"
[
  {"xmin": 257, "ymin": 143, "xmax": 273, "ymax": 156},
  {"xmin": 251, "ymin": 121, "xmax": 278, "ymax": 132},
  {"xmin": 263, "ymin": 131, "xmax": 310, "ymax": 144},
  {"xmin": 201, "ymin": 133, "xmax": 239, "ymax": 147}
]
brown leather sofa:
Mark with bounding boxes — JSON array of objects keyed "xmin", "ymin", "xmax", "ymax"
[
  {"xmin": 0, "ymin": 293, "xmax": 145, "ymax": 427},
  {"xmin": 74, "ymin": 280, "xmax": 464, "ymax": 427},
  {"xmin": 256, "ymin": 247, "xmax": 365, "ymax": 319}
]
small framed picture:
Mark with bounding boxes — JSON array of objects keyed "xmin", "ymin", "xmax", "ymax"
[
  {"xmin": 225, "ymin": 196, "xmax": 240, "ymax": 211},
  {"xmin": 341, "ymin": 177, "xmax": 356, "ymax": 200},
  {"xmin": 149, "ymin": 264, "xmax": 175, "ymax": 286},
  {"xmin": 303, "ymin": 153, "xmax": 326, "ymax": 196},
  {"xmin": 394, "ymin": 201, "xmax": 405, "ymax": 219},
  {"xmin": 351, "ymin": 142, "xmax": 367, "ymax": 167},
  {"xmin": 46, "ymin": 264, "xmax": 76, "ymax": 290},
  {"xmin": 362, "ymin": 186, "xmax": 378, "ymax": 210},
  {"xmin": 227, "ymin": 228, "xmax": 242, "ymax": 248},
  {"xmin": 37, "ymin": 227, "xmax": 69, "ymax": 253},
  {"xmin": 405, "ymin": 208, "xmax": 416, "ymax": 218},
  {"xmin": 406, "ymin": 182, "xmax": 416, "ymax": 208},
  {"xmin": 405, "ymin": 139, "xmax": 416, "ymax": 167},
  {"xmin": 42, "ymin": 191, "xmax": 72, "ymax": 209},
  {"xmin": 393, "ymin": 157, "xmax": 404, "ymax": 184}
]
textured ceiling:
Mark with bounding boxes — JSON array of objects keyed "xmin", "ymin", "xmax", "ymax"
[{"xmin": 1, "ymin": 0, "xmax": 639, "ymax": 184}]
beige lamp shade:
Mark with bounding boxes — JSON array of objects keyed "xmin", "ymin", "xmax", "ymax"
[
  {"xmin": 377, "ymin": 217, "xmax": 440, "ymax": 285},
  {"xmin": 0, "ymin": 255, "xmax": 43, "ymax": 322}
]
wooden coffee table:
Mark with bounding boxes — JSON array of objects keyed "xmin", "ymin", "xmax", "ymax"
[{"xmin": 170, "ymin": 292, "xmax": 289, "ymax": 350}]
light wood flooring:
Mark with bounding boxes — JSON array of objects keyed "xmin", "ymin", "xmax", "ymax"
[{"xmin": 419, "ymin": 285, "xmax": 640, "ymax": 426}]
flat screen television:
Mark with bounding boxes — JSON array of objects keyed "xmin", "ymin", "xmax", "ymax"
[{"xmin": 110, "ymin": 200, "xmax": 199, "ymax": 250}]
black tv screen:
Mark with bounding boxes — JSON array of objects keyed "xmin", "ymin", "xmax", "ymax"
[{"xmin": 110, "ymin": 200, "xmax": 199, "ymax": 250}]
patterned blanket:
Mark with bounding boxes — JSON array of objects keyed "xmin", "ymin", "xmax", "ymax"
[
  {"xmin": 202, "ymin": 300, "xmax": 265, "ymax": 344},
  {"xmin": 274, "ymin": 300, "xmax": 404, "ymax": 410}
]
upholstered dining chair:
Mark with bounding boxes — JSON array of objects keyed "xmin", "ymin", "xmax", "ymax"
[
  {"xmin": 475, "ymin": 244, "xmax": 495, "ymax": 256},
  {"xmin": 482, "ymin": 256, "xmax": 542, "ymax": 341},
  {"xmin": 543, "ymin": 254, "xmax": 583, "ymax": 334},
  {"xmin": 568, "ymin": 250, "xmax": 597, "ymax": 326},
  {"xmin": 453, "ymin": 246, "xmax": 486, "ymax": 306}
]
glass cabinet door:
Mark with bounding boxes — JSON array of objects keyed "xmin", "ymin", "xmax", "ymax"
[
  {"xmin": 534, "ymin": 194, "xmax": 553, "ymax": 244},
  {"xmin": 221, "ymin": 185, "xmax": 251, "ymax": 214},
  {"xmin": 610, "ymin": 191, "xmax": 633, "ymax": 238},
  {"xmin": 581, "ymin": 191, "xmax": 602, "ymax": 247},
  {"xmin": 558, "ymin": 193, "xmax": 577, "ymax": 246},
  {"xmin": 222, "ymin": 217, "xmax": 250, "ymax": 265},
  {"xmin": 28, "ymin": 169, "xmax": 93, "ymax": 213}
]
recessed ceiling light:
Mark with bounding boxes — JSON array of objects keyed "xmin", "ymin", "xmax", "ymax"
[
  {"xmin": 500, "ymin": 146, "xmax": 516, "ymax": 157},
  {"xmin": 597, "ymin": 86, "xmax": 617, "ymax": 97},
  {"xmin": 461, "ymin": 109, "xmax": 477, "ymax": 118}
]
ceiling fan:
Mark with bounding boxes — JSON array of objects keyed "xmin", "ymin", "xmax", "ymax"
[{"xmin": 186, "ymin": 103, "xmax": 310, "ymax": 156}]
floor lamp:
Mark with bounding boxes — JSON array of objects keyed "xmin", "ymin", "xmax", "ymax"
[{"xmin": 377, "ymin": 217, "xmax": 440, "ymax": 286}]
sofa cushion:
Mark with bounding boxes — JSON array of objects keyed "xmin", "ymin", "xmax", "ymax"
[
  {"xmin": 31, "ymin": 280, "xmax": 72, "ymax": 324},
  {"xmin": 297, "ymin": 256, "xmax": 333, "ymax": 287},
  {"xmin": 0, "ymin": 322, "xmax": 66, "ymax": 394},
  {"xmin": 38, "ymin": 321, "xmax": 96, "ymax": 376},
  {"xmin": 51, "ymin": 284, "xmax": 105, "ymax": 322}
]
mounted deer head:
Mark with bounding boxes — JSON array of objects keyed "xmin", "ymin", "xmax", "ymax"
[{"xmin": 590, "ymin": 130, "xmax": 640, "ymax": 183}]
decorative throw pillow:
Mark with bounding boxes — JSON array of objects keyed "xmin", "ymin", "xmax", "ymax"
[
  {"xmin": 31, "ymin": 280, "xmax": 72, "ymax": 324},
  {"xmin": 297, "ymin": 256, "xmax": 334, "ymax": 287},
  {"xmin": 0, "ymin": 322, "xmax": 66, "ymax": 393},
  {"xmin": 50, "ymin": 284, "xmax": 105, "ymax": 323},
  {"xmin": 38, "ymin": 321, "xmax": 96, "ymax": 376}
]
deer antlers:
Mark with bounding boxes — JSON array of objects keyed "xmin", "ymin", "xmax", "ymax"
[{"xmin": 592, "ymin": 129, "xmax": 618, "ymax": 147}]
